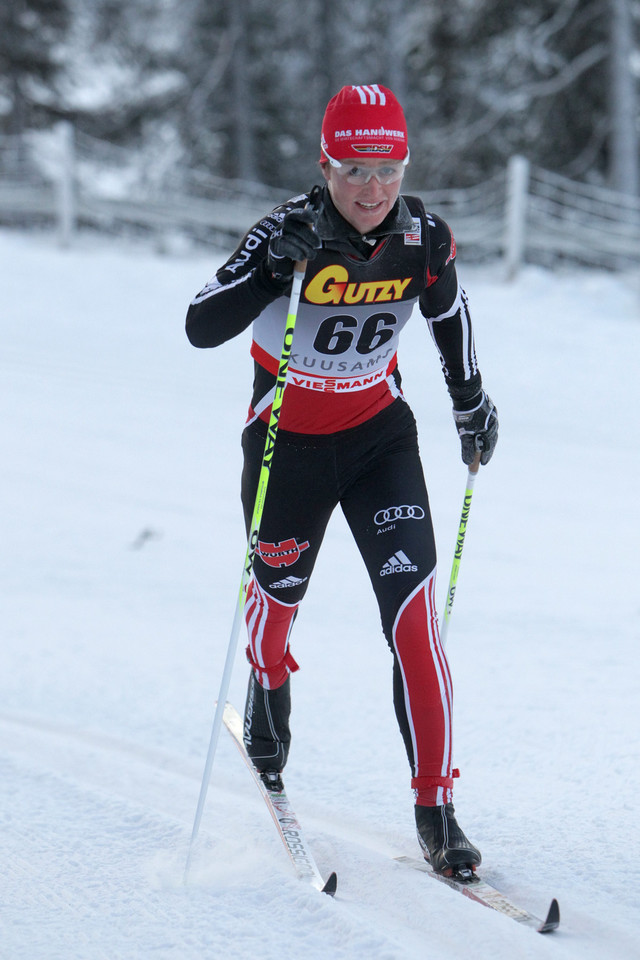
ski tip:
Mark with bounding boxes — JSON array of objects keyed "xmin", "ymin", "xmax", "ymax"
[
  {"xmin": 322, "ymin": 871, "xmax": 338, "ymax": 897},
  {"xmin": 538, "ymin": 898, "xmax": 560, "ymax": 934}
]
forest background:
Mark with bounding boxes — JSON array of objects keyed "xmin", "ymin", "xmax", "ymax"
[{"xmin": 1, "ymin": 0, "xmax": 639, "ymax": 199}]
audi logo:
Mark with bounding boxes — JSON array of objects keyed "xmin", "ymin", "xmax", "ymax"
[{"xmin": 374, "ymin": 505, "xmax": 426, "ymax": 525}]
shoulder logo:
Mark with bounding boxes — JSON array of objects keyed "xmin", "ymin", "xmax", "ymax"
[
  {"xmin": 445, "ymin": 235, "xmax": 457, "ymax": 266},
  {"xmin": 404, "ymin": 217, "xmax": 422, "ymax": 245}
]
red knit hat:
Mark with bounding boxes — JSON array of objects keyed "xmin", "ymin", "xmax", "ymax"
[{"xmin": 320, "ymin": 84, "xmax": 408, "ymax": 162}]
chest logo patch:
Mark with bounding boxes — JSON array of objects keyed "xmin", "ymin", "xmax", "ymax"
[
  {"xmin": 305, "ymin": 265, "xmax": 411, "ymax": 306},
  {"xmin": 404, "ymin": 217, "xmax": 422, "ymax": 245}
]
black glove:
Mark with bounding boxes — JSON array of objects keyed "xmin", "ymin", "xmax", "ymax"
[
  {"xmin": 267, "ymin": 206, "xmax": 322, "ymax": 281},
  {"xmin": 452, "ymin": 391, "xmax": 498, "ymax": 465}
]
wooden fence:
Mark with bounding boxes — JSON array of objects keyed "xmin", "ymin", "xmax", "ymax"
[{"xmin": 1, "ymin": 122, "xmax": 639, "ymax": 275}]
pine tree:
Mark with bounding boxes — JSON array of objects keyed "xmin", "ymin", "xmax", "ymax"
[
  {"xmin": 0, "ymin": 0, "xmax": 71, "ymax": 134},
  {"xmin": 404, "ymin": 0, "xmax": 616, "ymax": 188}
]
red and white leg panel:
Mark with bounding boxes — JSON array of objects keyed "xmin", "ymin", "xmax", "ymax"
[
  {"xmin": 244, "ymin": 578, "xmax": 300, "ymax": 690},
  {"xmin": 392, "ymin": 569, "xmax": 455, "ymax": 806}
]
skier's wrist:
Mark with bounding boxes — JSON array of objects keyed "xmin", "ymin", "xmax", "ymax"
[
  {"xmin": 255, "ymin": 258, "xmax": 293, "ymax": 295},
  {"xmin": 448, "ymin": 375, "xmax": 483, "ymax": 411}
]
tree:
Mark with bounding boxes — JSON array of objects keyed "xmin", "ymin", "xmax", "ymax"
[
  {"xmin": 608, "ymin": 0, "xmax": 639, "ymax": 194},
  {"xmin": 228, "ymin": 1, "xmax": 256, "ymax": 181},
  {"xmin": 0, "ymin": 0, "xmax": 71, "ymax": 135},
  {"xmin": 4, "ymin": 0, "xmax": 637, "ymax": 198},
  {"xmin": 403, "ymin": 0, "xmax": 615, "ymax": 188},
  {"xmin": 58, "ymin": 0, "xmax": 187, "ymax": 142}
]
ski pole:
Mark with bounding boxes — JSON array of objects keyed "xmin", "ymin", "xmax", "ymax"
[
  {"xmin": 440, "ymin": 450, "xmax": 481, "ymax": 648},
  {"xmin": 184, "ymin": 260, "xmax": 307, "ymax": 879}
]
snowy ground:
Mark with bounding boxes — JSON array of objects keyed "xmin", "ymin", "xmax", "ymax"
[{"xmin": 2, "ymin": 226, "xmax": 639, "ymax": 959}]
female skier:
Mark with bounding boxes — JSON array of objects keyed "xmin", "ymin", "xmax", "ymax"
[{"xmin": 186, "ymin": 83, "xmax": 498, "ymax": 876}]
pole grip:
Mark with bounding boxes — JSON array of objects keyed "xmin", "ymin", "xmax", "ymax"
[{"xmin": 469, "ymin": 450, "xmax": 482, "ymax": 475}]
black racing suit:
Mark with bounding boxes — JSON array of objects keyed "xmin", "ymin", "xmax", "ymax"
[{"xmin": 186, "ymin": 186, "xmax": 483, "ymax": 805}]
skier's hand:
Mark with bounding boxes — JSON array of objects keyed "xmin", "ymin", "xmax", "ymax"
[
  {"xmin": 453, "ymin": 391, "xmax": 498, "ymax": 465},
  {"xmin": 267, "ymin": 207, "xmax": 322, "ymax": 281}
]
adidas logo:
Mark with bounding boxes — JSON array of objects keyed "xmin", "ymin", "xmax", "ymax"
[
  {"xmin": 380, "ymin": 550, "xmax": 418, "ymax": 577},
  {"xmin": 268, "ymin": 575, "xmax": 308, "ymax": 589}
]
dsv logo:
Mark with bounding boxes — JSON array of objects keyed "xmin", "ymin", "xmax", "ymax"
[{"xmin": 374, "ymin": 505, "xmax": 425, "ymax": 525}]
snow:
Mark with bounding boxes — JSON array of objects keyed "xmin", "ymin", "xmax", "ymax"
[{"xmin": 2, "ymin": 225, "xmax": 639, "ymax": 959}]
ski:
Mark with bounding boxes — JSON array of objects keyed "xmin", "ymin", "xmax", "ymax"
[
  {"xmin": 395, "ymin": 855, "xmax": 559, "ymax": 934},
  {"xmin": 223, "ymin": 698, "xmax": 556, "ymax": 926},
  {"xmin": 223, "ymin": 702, "xmax": 337, "ymax": 896}
]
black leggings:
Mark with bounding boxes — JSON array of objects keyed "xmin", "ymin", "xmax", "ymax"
[
  {"xmin": 242, "ymin": 399, "xmax": 436, "ymax": 636},
  {"xmin": 241, "ymin": 398, "xmax": 456, "ymax": 804}
]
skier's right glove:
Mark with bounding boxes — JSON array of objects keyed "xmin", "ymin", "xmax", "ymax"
[
  {"xmin": 452, "ymin": 391, "xmax": 498, "ymax": 465},
  {"xmin": 267, "ymin": 206, "xmax": 322, "ymax": 282}
]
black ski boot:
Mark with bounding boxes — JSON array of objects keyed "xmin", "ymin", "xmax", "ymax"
[
  {"xmin": 243, "ymin": 670, "xmax": 291, "ymax": 790},
  {"xmin": 415, "ymin": 803, "xmax": 482, "ymax": 877}
]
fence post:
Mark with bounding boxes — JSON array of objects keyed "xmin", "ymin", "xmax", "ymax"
[
  {"xmin": 55, "ymin": 121, "xmax": 76, "ymax": 247},
  {"xmin": 504, "ymin": 155, "xmax": 530, "ymax": 279}
]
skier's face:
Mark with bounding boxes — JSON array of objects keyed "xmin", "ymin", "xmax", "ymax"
[{"xmin": 322, "ymin": 159, "xmax": 404, "ymax": 235}]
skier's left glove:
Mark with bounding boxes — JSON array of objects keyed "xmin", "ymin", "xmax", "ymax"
[{"xmin": 453, "ymin": 391, "xmax": 498, "ymax": 465}]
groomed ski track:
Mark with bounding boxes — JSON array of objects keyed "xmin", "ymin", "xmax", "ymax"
[
  {"xmin": 2, "ymin": 229, "xmax": 639, "ymax": 959},
  {"xmin": 0, "ymin": 708, "xmax": 560, "ymax": 958}
]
